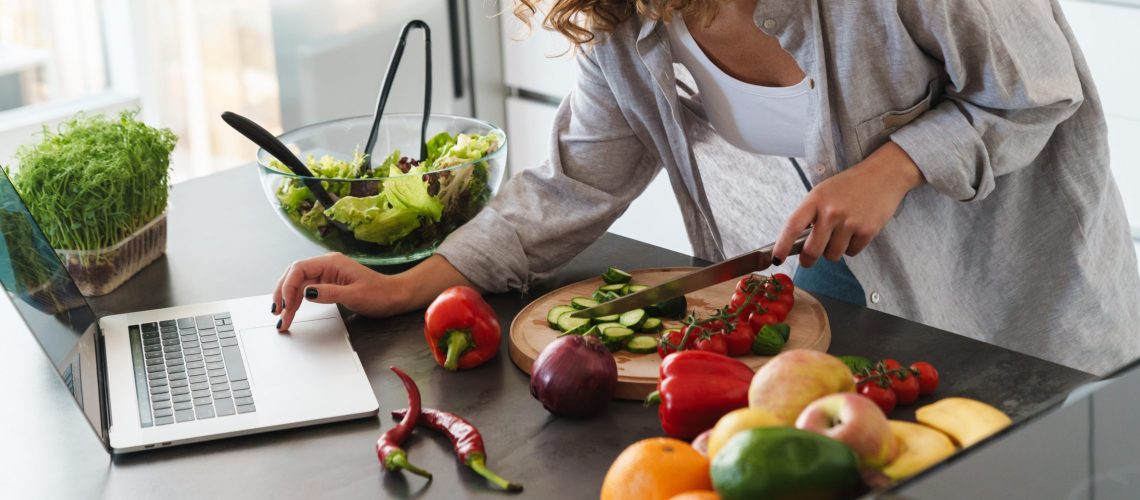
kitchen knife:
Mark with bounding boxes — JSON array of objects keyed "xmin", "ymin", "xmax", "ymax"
[{"xmin": 569, "ymin": 228, "xmax": 812, "ymax": 319}]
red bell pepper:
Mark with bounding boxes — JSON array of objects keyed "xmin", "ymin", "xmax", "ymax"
[
  {"xmin": 646, "ymin": 350, "xmax": 754, "ymax": 439},
  {"xmin": 424, "ymin": 286, "xmax": 501, "ymax": 370}
]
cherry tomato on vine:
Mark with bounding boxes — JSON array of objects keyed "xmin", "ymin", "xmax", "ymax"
[
  {"xmin": 910, "ymin": 362, "xmax": 940, "ymax": 395},
  {"xmin": 859, "ymin": 381, "xmax": 897, "ymax": 415},
  {"xmin": 657, "ymin": 329, "xmax": 693, "ymax": 359},
  {"xmin": 730, "ymin": 290, "xmax": 749, "ymax": 310},
  {"xmin": 888, "ymin": 370, "xmax": 920, "ymax": 405},
  {"xmin": 692, "ymin": 333, "xmax": 728, "ymax": 356},
  {"xmin": 773, "ymin": 273, "xmax": 794, "ymax": 291},
  {"xmin": 880, "ymin": 359, "xmax": 902, "ymax": 371},
  {"xmin": 724, "ymin": 320, "xmax": 756, "ymax": 357},
  {"xmin": 760, "ymin": 298, "xmax": 790, "ymax": 322},
  {"xmin": 749, "ymin": 311, "xmax": 779, "ymax": 332}
]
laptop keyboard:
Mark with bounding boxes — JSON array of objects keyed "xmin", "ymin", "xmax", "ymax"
[{"xmin": 127, "ymin": 312, "xmax": 256, "ymax": 427}]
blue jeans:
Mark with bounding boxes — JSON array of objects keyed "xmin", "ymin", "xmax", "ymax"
[{"xmin": 793, "ymin": 257, "xmax": 866, "ymax": 307}]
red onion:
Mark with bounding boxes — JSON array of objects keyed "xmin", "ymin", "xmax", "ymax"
[{"xmin": 529, "ymin": 335, "xmax": 618, "ymax": 418}]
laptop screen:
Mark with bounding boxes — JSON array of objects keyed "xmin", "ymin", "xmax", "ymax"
[{"xmin": 0, "ymin": 169, "xmax": 106, "ymax": 443}]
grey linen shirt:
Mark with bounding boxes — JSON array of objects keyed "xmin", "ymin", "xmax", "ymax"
[{"xmin": 438, "ymin": 0, "xmax": 1140, "ymax": 375}]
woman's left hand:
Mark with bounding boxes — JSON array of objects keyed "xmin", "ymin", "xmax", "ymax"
[{"xmin": 773, "ymin": 141, "xmax": 926, "ymax": 267}]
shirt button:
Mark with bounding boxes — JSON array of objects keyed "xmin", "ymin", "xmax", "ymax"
[
  {"xmin": 870, "ymin": 291, "xmax": 881, "ymax": 304},
  {"xmin": 815, "ymin": 165, "xmax": 825, "ymax": 174},
  {"xmin": 763, "ymin": 19, "xmax": 777, "ymax": 29}
]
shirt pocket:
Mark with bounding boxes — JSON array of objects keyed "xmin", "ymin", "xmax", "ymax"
[{"xmin": 854, "ymin": 80, "xmax": 939, "ymax": 160}]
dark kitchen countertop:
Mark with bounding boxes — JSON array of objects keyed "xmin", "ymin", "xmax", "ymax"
[{"xmin": 1, "ymin": 166, "xmax": 1095, "ymax": 498}]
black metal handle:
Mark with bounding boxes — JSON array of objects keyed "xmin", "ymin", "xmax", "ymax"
[
  {"xmin": 447, "ymin": 0, "xmax": 464, "ymax": 99},
  {"xmin": 221, "ymin": 111, "xmax": 337, "ymax": 209},
  {"xmin": 364, "ymin": 20, "xmax": 432, "ymax": 164}
]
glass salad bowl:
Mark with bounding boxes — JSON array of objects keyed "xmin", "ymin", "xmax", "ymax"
[{"xmin": 257, "ymin": 114, "xmax": 507, "ymax": 265}]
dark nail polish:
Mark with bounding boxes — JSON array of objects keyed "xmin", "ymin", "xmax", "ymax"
[
  {"xmin": 772, "ymin": 256, "xmax": 783, "ymax": 266},
  {"xmin": 270, "ymin": 302, "xmax": 277, "ymax": 314},
  {"xmin": 305, "ymin": 287, "xmax": 318, "ymax": 300},
  {"xmin": 276, "ymin": 318, "xmax": 283, "ymax": 330}
]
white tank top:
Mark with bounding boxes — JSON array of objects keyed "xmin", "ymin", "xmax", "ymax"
[{"xmin": 666, "ymin": 17, "xmax": 809, "ymax": 158}]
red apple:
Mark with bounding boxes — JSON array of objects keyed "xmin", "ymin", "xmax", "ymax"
[{"xmin": 795, "ymin": 393, "xmax": 899, "ymax": 469}]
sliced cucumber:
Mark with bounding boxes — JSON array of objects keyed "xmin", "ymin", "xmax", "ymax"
[
  {"xmin": 627, "ymin": 284, "xmax": 649, "ymax": 294},
  {"xmin": 594, "ymin": 322, "xmax": 624, "ymax": 333},
  {"xmin": 619, "ymin": 309, "xmax": 648, "ymax": 329},
  {"xmin": 592, "ymin": 314, "xmax": 621, "ymax": 324},
  {"xmin": 592, "ymin": 290, "xmax": 621, "ymax": 303},
  {"xmin": 557, "ymin": 315, "xmax": 591, "ymax": 335},
  {"xmin": 626, "ymin": 335, "xmax": 660, "ymax": 354},
  {"xmin": 639, "ymin": 317, "xmax": 663, "ymax": 333},
  {"xmin": 547, "ymin": 305, "xmax": 575, "ymax": 329},
  {"xmin": 601, "ymin": 326, "xmax": 635, "ymax": 344},
  {"xmin": 570, "ymin": 297, "xmax": 599, "ymax": 310},
  {"xmin": 602, "ymin": 267, "xmax": 633, "ymax": 285},
  {"xmin": 599, "ymin": 283, "xmax": 627, "ymax": 294}
]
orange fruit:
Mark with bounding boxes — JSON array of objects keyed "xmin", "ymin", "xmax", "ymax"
[
  {"xmin": 601, "ymin": 437, "xmax": 712, "ymax": 500},
  {"xmin": 668, "ymin": 491, "xmax": 720, "ymax": 500}
]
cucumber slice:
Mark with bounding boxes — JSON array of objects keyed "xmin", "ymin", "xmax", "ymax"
[
  {"xmin": 601, "ymin": 326, "xmax": 635, "ymax": 344},
  {"xmin": 626, "ymin": 335, "xmax": 660, "ymax": 354},
  {"xmin": 547, "ymin": 305, "xmax": 575, "ymax": 329},
  {"xmin": 599, "ymin": 284, "xmax": 627, "ymax": 293},
  {"xmin": 557, "ymin": 315, "xmax": 591, "ymax": 335},
  {"xmin": 592, "ymin": 290, "xmax": 621, "ymax": 303},
  {"xmin": 627, "ymin": 284, "xmax": 649, "ymax": 294},
  {"xmin": 570, "ymin": 297, "xmax": 599, "ymax": 310},
  {"xmin": 594, "ymin": 322, "xmax": 624, "ymax": 333},
  {"xmin": 619, "ymin": 309, "xmax": 648, "ymax": 329},
  {"xmin": 602, "ymin": 267, "xmax": 633, "ymax": 285},
  {"xmin": 639, "ymin": 317, "xmax": 663, "ymax": 333},
  {"xmin": 592, "ymin": 314, "xmax": 621, "ymax": 324}
]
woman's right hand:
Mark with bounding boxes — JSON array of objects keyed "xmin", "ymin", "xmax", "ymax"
[
  {"xmin": 271, "ymin": 252, "xmax": 477, "ymax": 331},
  {"xmin": 271, "ymin": 252, "xmax": 407, "ymax": 331}
]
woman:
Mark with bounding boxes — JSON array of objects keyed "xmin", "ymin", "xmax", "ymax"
[{"xmin": 272, "ymin": 0, "xmax": 1140, "ymax": 375}]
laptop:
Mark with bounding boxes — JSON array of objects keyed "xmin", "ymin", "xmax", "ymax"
[{"xmin": 0, "ymin": 170, "xmax": 378, "ymax": 453}]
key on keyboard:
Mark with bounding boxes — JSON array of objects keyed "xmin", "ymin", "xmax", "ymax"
[{"xmin": 128, "ymin": 312, "xmax": 254, "ymax": 427}]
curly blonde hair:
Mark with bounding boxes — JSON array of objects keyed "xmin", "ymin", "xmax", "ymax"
[{"xmin": 513, "ymin": 0, "xmax": 720, "ymax": 48}]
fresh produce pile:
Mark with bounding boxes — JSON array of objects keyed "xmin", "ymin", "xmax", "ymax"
[
  {"xmin": 270, "ymin": 131, "xmax": 499, "ymax": 253},
  {"xmin": 545, "ymin": 267, "xmax": 796, "ymax": 358},
  {"xmin": 607, "ymin": 349, "xmax": 1013, "ymax": 499},
  {"xmin": 841, "ymin": 356, "xmax": 941, "ymax": 415}
]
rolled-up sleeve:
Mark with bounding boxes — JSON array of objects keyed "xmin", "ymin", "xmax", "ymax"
[
  {"xmin": 891, "ymin": 0, "xmax": 1084, "ymax": 202},
  {"xmin": 436, "ymin": 48, "xmax": 658, "ymax": 293}
]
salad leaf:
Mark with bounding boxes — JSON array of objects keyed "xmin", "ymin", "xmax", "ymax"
[
  {"xmin": 434, "ymin": 133, "xmax": 499, "ymax": 169},
  {"xmin": 425, "ymin": 132, "xmax": 456, "ymax": 167},
  {"xmin": 325, "ymin": 195, "xmax": 420, "ymax": 245},
  {"xmin": 383, "ymin": 164, "xmax": 442, "ymax": 221}
]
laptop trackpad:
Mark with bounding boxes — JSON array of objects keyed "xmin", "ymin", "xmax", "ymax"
[{"xmin": 240, "ymin": 318, "xmax": 361, "ymax": 400}]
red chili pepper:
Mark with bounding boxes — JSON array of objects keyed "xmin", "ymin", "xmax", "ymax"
[
  {"xmin": 392, "ymin": 407, "xmax": 523, "ymax": 492},
  {"xmin": 376, "ymin": 367, "xmax": 431, "ymax": 478},
  {"xmin": 424, "ymin": 286, "xmax": 501, "ymax": 370},
  {"xmin": 645, "ymin": 350, "xmax": 754, "ymax": 439}
]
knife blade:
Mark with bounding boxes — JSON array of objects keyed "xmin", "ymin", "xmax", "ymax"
[{"xmin": 570, "ymin": 228, "xmax": 812, "ymax": 319}]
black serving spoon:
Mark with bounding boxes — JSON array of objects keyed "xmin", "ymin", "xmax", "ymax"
[
  {"xmin": 220, "ymin": 110, "xmax": 351, "ymax": 233},
  {"xmin": 361, "ymin": 20, "xmax": 433, "ymax": 170}
]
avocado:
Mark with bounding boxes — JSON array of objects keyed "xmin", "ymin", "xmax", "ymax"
[{"xmin": 711, "ymin": 427, "xmax": 859, "ymax": 500}]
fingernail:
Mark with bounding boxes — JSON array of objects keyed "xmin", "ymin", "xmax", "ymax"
[
  {"xmin": 305, "ymin": 287, "xmax": 318, "ymax": 300},
  {"xmin": 270, "ymin": 302, "xmax": 277, "ymax": 314},
  {"xmin": 772, "ymin": 257, "xmax": 783, "ymax": 266},
  {"xmin": 276, "ymin": 318, "xmax": 283, "ymax": 330}
]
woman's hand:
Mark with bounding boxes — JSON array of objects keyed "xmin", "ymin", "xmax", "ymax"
[
  {"xmin": 271, "ymin": 253, "xmax": 476, "ymax": 331},
  {"xmin": 773, "ymin": 142, "xmax": 926, "ymax": 267}
]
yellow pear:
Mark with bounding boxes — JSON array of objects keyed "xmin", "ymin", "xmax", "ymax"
[
  {"xmin": 707, "ymin": 407, "xmax": 784, "ymax": 459},
  {"xmin": 916, "ymin": 397, "xmax": 1012, "ymax": 448},
  {"xmin": 882, "ymin": 421, "xmax": 956, "ymax": 481}
]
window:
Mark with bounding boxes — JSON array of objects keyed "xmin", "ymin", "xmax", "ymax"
[{"xmin": 0, "ymin": 0, "xmax": 281, "ymax": 183}]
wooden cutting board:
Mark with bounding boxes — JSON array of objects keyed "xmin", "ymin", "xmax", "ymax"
[{"xmin": 508, "ymin": 267, "xmax": 831, "ymax": 400}]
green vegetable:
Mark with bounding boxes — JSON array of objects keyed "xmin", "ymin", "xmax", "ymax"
[
  {"xmin": 766, "ymin": 323, "xmax": 791, "ymax": 342},
  {"xmin": 626, "ymin": 335, "xmax": 659, "ymax": 354},
  {"xmin": 601, "ymin": 267, "xmax": 633, "ymax": 285},
  {"xmin": 752, "ymin": 326, "xmax": 786, "ymax": 356},
  {"xmin": 838, "ymin": 355, "xmax": 873, "ymax": 374},
  {"xmin": 547, "ymin": 305, "xmax": 575, "ymax": 329},
  {"xmin": 11, "ymin": 110, "xmax": 176, "ymax": 250},
  {"xmin": 711, "ymin": 427, "xmax": 859, "ymax": 500}
]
